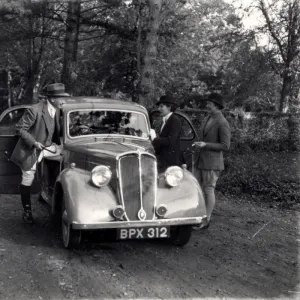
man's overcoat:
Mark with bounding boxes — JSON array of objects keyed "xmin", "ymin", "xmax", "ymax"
[{"xmin": 152, "ymin": 113, "xmax": 182, "ymax": 169}]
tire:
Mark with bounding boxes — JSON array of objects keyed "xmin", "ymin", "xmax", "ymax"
[
  {"xmin": 170, "ymin": 225, "xmax": 192, "ymax": 247},
  {"xmin": 61, "ymin": 199, "xmax": 81, "ymax": 249}
]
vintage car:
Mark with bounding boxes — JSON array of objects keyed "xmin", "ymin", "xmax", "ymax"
[{"xmin": 0, "ymin": 97, "xmax": 207, "ymax": 249}]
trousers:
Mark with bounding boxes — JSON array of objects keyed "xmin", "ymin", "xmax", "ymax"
[
  {"xmin": 21, "ymin": 144, "xmax": 62, "ymax": 186},
  {"xmin": 194, "ymin": 168, "xmax": 220, "ymax": 221}
]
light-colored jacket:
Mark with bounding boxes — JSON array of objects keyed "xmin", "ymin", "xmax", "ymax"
[{"xmin": 10, "ymin": 101, "xmax": 60, "ymax": 171}]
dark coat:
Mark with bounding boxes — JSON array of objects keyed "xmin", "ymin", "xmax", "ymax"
[
  {"xmin": 10, "ymin": 101, "xmax": 61, "ymax": 171},
  {"xmin": 152, "ymin": 113, "xmax": 182, "ymax": 170},
  {"xmin": 195, "ymin": 111, "xmax": 230, "ymax": 171}
]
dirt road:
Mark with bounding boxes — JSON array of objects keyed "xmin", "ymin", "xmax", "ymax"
[{"xmin": 0, "ymin": 192, "xmax": 299, "ymax": 300}]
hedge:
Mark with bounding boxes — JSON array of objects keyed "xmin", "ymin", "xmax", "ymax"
[{"xmin": 181, "ymin": 109, "xmax": 300, "ymax": 153}]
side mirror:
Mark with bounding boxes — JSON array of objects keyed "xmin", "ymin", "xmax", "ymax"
[{"xmin": 149, "ymin": 128, "xmax": 156, "ymax": 141}]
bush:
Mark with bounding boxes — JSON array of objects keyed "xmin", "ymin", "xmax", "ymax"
[
  {"xmin": 218, "ymin": 153, "xmax": 300, "ymax": 207},
  {"xmin": 181, "ymin": 109, "xmax": 300, "ymax": 154}
]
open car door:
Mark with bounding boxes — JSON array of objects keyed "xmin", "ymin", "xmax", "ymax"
[
  {"xmin": 150, "ymin": 110, "xmax": 198, "ymax": 172},
  {"xmin": 0, "ymin": 105, "xmax": 38, "ymax": 193}
]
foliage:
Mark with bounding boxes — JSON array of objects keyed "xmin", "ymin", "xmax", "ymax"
[
  {"xmin": 0, "ymin": 0, "xmax": 64, "ymax": 103},
  {"xmin": 218, "ymin": 152, "xmax": 300, "ymax": 207},
  {"xmin": 156, "ymin": 0, "xmax": 244, "ymax": 103},
  {"xmin": 182, "ymin": 109, "xmax": 300, "ymax": 152},
  {"xmin": 73, "ymin": 1, "xmax": 139, "ymax": 98},
  {"xmin": 224, "ymin": 39, "xmax": 282, "ymax": 111},
  {"xmin": 255, "ymin": 0, "xmax": 300, "ymax": 112},
  {"xmin": 0, "ymin": 0, "xmax": 298, "ymax": 112}
]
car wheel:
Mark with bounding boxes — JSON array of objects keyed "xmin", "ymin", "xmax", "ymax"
[
  {"xmin": 170, "ymin": 225, "xmax": 192, "ymax": 246},
  {"xmin": 61, "ymin": 200, "xmax": 81, "ymax": 249}
]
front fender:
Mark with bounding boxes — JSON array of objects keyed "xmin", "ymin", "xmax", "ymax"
[
  {"xmin": 54, "ymin": 168, "xmax": 206, "ymax": 226},
  {"xmin": 56, "ymin": 168, "xmax": 118, "ymax": 224},
  {"xmin": 156, "ymin": 169, "xmax": 206, "ymax": 219}
]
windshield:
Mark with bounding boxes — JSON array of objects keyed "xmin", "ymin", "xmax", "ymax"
[{"xmin": 68, "ymin": 109, "xmax": 149, "ymax": 138}]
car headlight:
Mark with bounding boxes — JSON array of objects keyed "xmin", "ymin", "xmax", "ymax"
[
  {"xmin": 164, "ymin": 166, "xmax": 184, "ymax": 187},
  {"xmin": 91, "ymin": 165, "xmax": 112, "ymax": 187}
]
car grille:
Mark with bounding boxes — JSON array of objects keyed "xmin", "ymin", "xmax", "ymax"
[{"xmin": 118, "ymin": 152, "xmax": 157, "ymax": 221}]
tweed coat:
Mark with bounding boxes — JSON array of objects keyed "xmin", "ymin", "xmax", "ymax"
[
  {"xmin": 152, "ymin": 113, "xmax": 182, "ymax": 169},
  {"xmin": 195, "ymin": 111, "xmax": 231, "ymax": 171},
  {"xmin": 10, "ymin": 101, "xmax": 61, "ymax": 171}
]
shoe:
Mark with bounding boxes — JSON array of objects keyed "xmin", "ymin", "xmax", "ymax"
[
  {"xmin": 23, "ymin": 210, "xmax": 33, "ymax": 224},
  {"xmin": 192, "ymin": 221, "xmax": 210, "ymax": 231},
  {"xmin": 200, "ymin": 222, "xmax": 210, "ymax": 230}
]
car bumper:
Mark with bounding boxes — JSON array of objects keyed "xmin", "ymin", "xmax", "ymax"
[{"xmin": 72, "ymin": 216, "xmax": 206, "ymax": 230}]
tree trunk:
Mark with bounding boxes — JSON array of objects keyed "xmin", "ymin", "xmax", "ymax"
[
  {"xmin": 22, "ymin": 6, "xmax": 36, "ymax": 105},
  {"xmin": 61, "ymin": 0, "xmax": 81, "ymax": 95},
  {"xmin": 7, "ymin": 70, "xmax": 12, "ymax": 107},
  {"xmin": 22, "ymin": 27, "xmax": 35, "ymax": 104},
  {"xmin": 23, "ymin": 71, "xmax": 36, "ymax": 104},
  {"xmin": 279, "ymin": 68, "xmax": 292, "ymax": 112},
  {"xmin": 133, "ymin": 0, "xmax": 143, "ymax": 102},
  {"xmin": 138, "ymin": 0, "xmax": 162, "ymax": 108}
]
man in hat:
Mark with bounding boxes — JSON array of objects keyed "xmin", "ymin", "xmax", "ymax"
[
  {"xmin": 193, "ymin": 93, "xmax": 231, "ymax": 228},
  {"xmin": 151, "ymin": 94, "xmax": 182, "ymax": 170},
  {"xmin": 10, "ymin": 83, "xmax": 69, "ymax": 223}
]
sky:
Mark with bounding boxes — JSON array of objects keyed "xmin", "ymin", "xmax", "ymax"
[
  {"xmin": 224, "ymin": 0, "xmax": 273, "ymax": 46},
  {"xmin": 225, "ymin": 0, "xmax": 264, "ymax": 29}
]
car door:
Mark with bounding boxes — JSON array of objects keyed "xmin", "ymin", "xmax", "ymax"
[
  {"xmin": 0, "ymin": 105, "xmax": 32, "ymax": 193},
  {"xmin": 149, "ymin": 110, "xmax": 198, "ymax": 171}
]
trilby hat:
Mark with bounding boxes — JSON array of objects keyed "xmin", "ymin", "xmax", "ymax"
[{"xmin": 44, "ymin": 83, "xmax": 70, "ymax": 97}]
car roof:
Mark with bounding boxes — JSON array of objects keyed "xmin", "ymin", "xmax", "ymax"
[{"xmin": 58, "ymin": 97, "xmax": 148, "ymax": 114}]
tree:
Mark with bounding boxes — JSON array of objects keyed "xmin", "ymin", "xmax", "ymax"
[
  {"xmin": 154, "ymin": 0, "xmax": 243, "ymax": 106},
  {"xmin": 0, "ymin": 0, "xmax": 63, "ymax": 104},
  {"xmin": 137, "ymin": 0, "xmax": 162, "ymax": 107},
  {"xmin": 257, "ymin": 0, "xmax": 300, "ymax": 112},
  {"xmin": 225, "ymin": 36, "xmax": 282, "ymax": 111},
  {"xmin": 61, "ymin": 0, "xmax": 81, "ymax": 94}
]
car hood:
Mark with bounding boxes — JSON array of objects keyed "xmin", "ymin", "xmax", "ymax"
[
  {"xmin": 85, "ymin": 141, "xmax": 150, "ymax": 157},
  {"xmin": 65, "ymin": 138, "xmax": 155, "ymax": 169},
  {"xmin": 64, "ymin": 138, "xmax": 156, "ymax": 197}
]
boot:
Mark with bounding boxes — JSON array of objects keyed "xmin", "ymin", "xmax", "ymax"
[{"xmin": 19, "ymin": 184, "xmax": 33, "ymax": 224}]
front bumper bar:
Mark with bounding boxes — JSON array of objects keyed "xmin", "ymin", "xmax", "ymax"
[{"xmin": 72, "ymin": 216, "xmax": 206, "ymax": 230}]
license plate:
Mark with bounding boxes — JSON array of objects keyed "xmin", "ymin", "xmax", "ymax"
[{"xmin": 117, "ymin": 226, "xmax": 170, "ymax": 240}]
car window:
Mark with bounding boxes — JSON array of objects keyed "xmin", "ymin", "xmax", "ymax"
[
  {"xmin": 177, "ymin": 114, "xmax": 195, "ymax": 140},
  {"xmin": 68, "ymin": 110, "xmax": 149, "ymax": 139},
  {"xmin": 150, "ymin": 111, "xmax": 195, "ymax": 140},
  {"xmin": 150, "ymin": 111, "xmax": 162, "ymax": 135},
  {"xmin": 0, "ymin": 108, "xmax": 27, "ymax": 136}
]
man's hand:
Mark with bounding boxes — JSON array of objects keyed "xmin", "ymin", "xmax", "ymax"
[
  {"xmin": 193, "ymin": 141, "xmax": 206, "ymax": 148},
  {"xmin": 149, "ymin": 129, "xmax": 156, "ymax": 141},
  {"xmin": 34, "ymin": 142, "xmax": 44, "ymax": 150}
]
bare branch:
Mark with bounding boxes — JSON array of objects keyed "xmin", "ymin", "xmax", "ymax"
[
  {"xmin": 79, "ymin": 33, "xmax": 106, "ymax": 41},
  {"xmin": 258, "ymin": 0, "xmax": 287, "ymax": 63},
  {"xmin": 80, "ymin": 5, "xmax": 109, "ymax": 14},
  {"xmin": 80, "ymin": 16, "xmax": 135, "ymax": 40}
]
